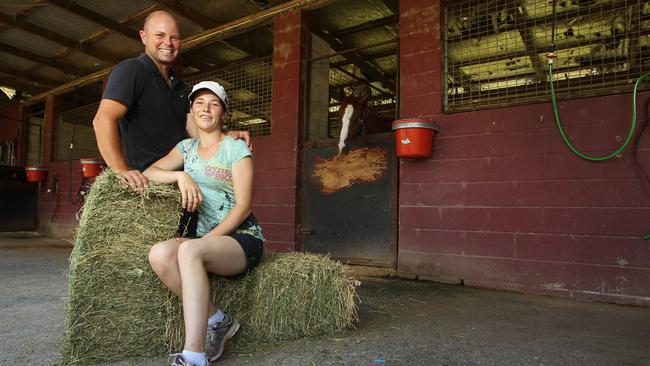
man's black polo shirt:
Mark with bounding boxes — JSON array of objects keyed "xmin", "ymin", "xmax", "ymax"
[{"xmin": 103, "ymin": 53, "xmax": 189, "ymax": 171}]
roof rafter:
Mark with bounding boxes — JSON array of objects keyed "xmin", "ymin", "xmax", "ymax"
[
  {"xmin": 154, "ymin": 0, "xmax": 272, "ymax": 68},
  {"xmin": 0, "ymin": 76, "xmax": 49, "ymax": 95},
  {"xmin": 0, "ymin": 63, "xmax": 59, "ymax": 88},
  {"xmin": 27, "ymin": 0, "xmax": 341, "ymax": 104},
  {"xmin": 0, "ymin": 12, "xmax": 121, "ymax": 65},
  {"xmin": 0, "ymin": 42, "xmax": 84, "ymax": 76},
  {"xmin": 331, "ymin": 14, "xmax": 398, "ymax": 37},
  {"xmin": 46, "ymin": 0, "xmax": 141, "ymax": 41},
  {"xmin": 312, "ymin": 27, "xmax": 396, "ymax": 92}
]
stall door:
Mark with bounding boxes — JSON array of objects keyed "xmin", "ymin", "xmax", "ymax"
[{"xmin": 300, "ymin": 134, "xmax": 396, "ymax": 267}]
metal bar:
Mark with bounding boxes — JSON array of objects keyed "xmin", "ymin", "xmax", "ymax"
[
  {"xmin": 330, "ymin": 14, "xmax": 398, "ymax": 37},
  {"xmin": 182, "ymin": 0, "xmax": 341, "ymax": 50},
  {"xmin": 308, "ymin": 39, "xmax": 397, "ymax": 63}
]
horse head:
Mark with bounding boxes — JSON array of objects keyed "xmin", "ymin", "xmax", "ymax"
[
  {"xmin": 337, "ymin": 84, "xmax": 372, "ymax": 154},
  {"xmin": 336, "ymin": 84, "xmax": 392, "ymax": 154}
]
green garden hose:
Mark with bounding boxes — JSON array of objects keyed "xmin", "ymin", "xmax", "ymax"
[
  {"xmin": 547, "ymin": 0, "xmax": 648, "ymax": 239},
  {"xmin": 547, "ymin": 62, "xmax": 649, "ymax": 161},
  {"xmin": 547, "ymin": 61, "xmax": 650, "ymax": 240}
]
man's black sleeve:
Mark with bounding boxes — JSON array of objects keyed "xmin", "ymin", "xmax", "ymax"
[{"xmin": 102, "ymin": 60, "xmax": 143, "ymax": 108}]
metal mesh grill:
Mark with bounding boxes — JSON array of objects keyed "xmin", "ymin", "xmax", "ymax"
[
  {"xmin": 185, "ymin": 56, "xmax": 273, "ymax": 137},
  {"xmin": 327, "ymin": 62, "xmax": 397, "ymax": 138},
  {"xmin": 56, "ymin": 102, "xmax": 100, "ymax": 161},
  {"xmin": 445, "ymin": 0, "xmax": 650, "ymax": 112},
  {"xmin": 55, "ymin": 56, "xmax": 273, "ymax": 162}
]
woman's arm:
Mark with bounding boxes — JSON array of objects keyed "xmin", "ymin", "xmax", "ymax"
[
  {"xmin": 143, "ymin": 147, "xmax": 203, "ymax": 212},
  {"xmin": 205, "ymin": 156, "xmax": 254, "ymax": 237}
]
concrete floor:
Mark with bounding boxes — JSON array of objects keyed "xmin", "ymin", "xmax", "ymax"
[{"xmin": 1, "ymin": 234, "xmax": 649, "ymax": 366}]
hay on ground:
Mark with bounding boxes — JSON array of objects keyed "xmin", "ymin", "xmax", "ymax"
[{"xmin": 60, "ymin": 171, "xmax": 359, "ymax": 365}]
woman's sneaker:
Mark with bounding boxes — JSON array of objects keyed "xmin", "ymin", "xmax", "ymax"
[
  {"xmin": 205, "ymin": 313, "xmax": 240, "ymax": 362},
  {"xmin": 169, "ymin": 352, "xmax": 202, "ymax": 366}
]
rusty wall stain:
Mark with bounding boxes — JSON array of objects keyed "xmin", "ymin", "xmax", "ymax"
[
  {"xmin": 274, "ymin": 42, "xmax": 292, "ymax": 69},
  {"xmin": 312, "ymin": 147, "xmax": 388, "ymax": 195}
]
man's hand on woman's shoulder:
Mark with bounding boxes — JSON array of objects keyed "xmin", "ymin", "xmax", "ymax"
[{"xmin": 226, "ymin": 130, "xmax": 252, "ymax": 150}]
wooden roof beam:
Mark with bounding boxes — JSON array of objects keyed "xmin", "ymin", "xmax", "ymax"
[
  {"xmin": 0, "ymin": 12, "xmax": 121, "ymax": 65},
  {"xmin": 331, "ymin": 14, "xmax": 398, "ymax": 37},
  {"xmin": 312, "ymin": 28, "xmax": 396, "ymax": 92},
  {"xmin": 154, "ymin": 1, "xmax": 272, "ymax": 60},
  {"xmin": 377, "ymin": 0, "xmax": 399, "ymax": 17},
  {"xmin": 46, "ymin": 0, "xmax": 140, "ymax": 41},
  {"xmin": 332, "ymin": 48, "xmax": 397, "ymax": 67},
  {"xmin": 0, "ymin": 76, "xmax": 49, "ymax": 95},
  {"xmin": 0, "ymin": 43, "xmax": 84, "ymax": 76},
  {"xmin": 28, "ymin": 0, "xmax": 342, "ymax": 104},
  {"xmin": 153, "ymin": 0, "xmax": 214, "ymax": 29},
  {"xmin": 0, "ymin": 63, "xmax": 59, "ymax": 88}
]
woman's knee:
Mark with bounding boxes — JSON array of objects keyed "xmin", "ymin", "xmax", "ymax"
[
  {"xmin": 177, "ymin": 239, "xmax": 204, "ymax": 265},
  {"xmin": 149, "ymin": 241, "xmax": 177, "ymax": 274}
]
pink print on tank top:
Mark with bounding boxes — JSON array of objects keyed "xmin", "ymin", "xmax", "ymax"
[{"xmin": 204, "ymin": 165, "xmax": 232, "ymax": 182}]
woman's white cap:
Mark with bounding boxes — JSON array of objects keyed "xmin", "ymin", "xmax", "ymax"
[{"xmin": 188, "ymin": 81, "xmax": 228, "ymax": 109}]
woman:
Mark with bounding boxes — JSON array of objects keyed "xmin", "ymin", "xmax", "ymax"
[{"xmin": 144, "ymin": 81, "xmax": 264, "ymax": 366}]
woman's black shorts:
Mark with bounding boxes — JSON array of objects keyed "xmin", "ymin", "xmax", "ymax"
[{"xmin": 226, "ymin": 232, "xmax": 264, "ymax": 279}]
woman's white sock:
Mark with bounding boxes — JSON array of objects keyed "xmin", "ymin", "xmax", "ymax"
[
  {"xmin": 182, "ymin": 349, "xmax": 206, "ymax": 366},
  {"xmin": 208, "ymin": 309, "xmax": 225, "ymax": 326}
]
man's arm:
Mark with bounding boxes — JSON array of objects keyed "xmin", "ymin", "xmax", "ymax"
[
  {"xmin": 93, "ymin": 98, "xmax": 148, "ymax": 191},
  {"xmin": 185, "ymin": 112, "xmax": 198, "ymax": 138}
]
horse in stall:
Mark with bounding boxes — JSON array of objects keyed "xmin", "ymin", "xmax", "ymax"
[{"xmin": 336, "ymin": 83, "xmax": 392, "ymax": 154}]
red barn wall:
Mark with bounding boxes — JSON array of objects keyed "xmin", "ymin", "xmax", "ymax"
[
  {"xmin": 37, "ymin": 95, "xmax": 83, "ymax": 240},
  {"xmin": 252, "ymin": 9, "xmax": 309, "ymax": 253},
  {"xmin": 0, "ymin": 102, "xmax": 28, "ymax": 166},
  {"xmin": 398, "ymin": 0, "xmax": 650, "ymax": 305}
]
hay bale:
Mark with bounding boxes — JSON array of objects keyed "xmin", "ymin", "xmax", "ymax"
[
  {"xmin": 165, "ymin": 253, "xmax": 360, "ymax": 351},
  {"xmin": 246, "ymin": 252, "xmax": 359, "ymax": 343},
  {"xmin": 60, "ymin": 171, "xmax": 181, "ymax": 365},
  {"xmin": 61, "ymin": 171, "xmax": 359, "ymax": 365}
]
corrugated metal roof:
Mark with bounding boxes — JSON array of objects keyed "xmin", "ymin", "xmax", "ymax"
[
  {"xmin": 0, "ymin": 0, "xmax": 399, "ymax": 108},
  {"xmin": 0, "ymin": 51, "xmax": 38, "ymax": 70},
  {"xmin": 26, "ymin": 4, "xmax": 105, "ymax": 42},
  {"xmin": 74, "ymin": 0, "xmax": 154, "ymax": 23},
  {"xmin": 0, "ymin": 27, "xmax": 65, "ymax": 57}
]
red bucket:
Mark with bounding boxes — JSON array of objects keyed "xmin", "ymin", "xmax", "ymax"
[
  {"xmin": 80, "ymin": 159, "xmax": 105, "ymax": 178},
  {"xmin": 24, "ymin": 166, "xmax": 48, "ymax": 183},
  {"xmin": 391, "ymin": 118, "xmax": 440, "ymax": 158}
]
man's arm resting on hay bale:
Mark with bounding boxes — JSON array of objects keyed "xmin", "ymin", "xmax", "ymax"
[
  {"xmin": 144, "ymin": 148, "xmax": 203, "ymax": 212},
  {"xmin": 205, "ymin": 156, "xmax": 254, "ymax": 237},
  {"xmin": 93, "ymin": 98, "xmax": 149, "ymax": 192}
]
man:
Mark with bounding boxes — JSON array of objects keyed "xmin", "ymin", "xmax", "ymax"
[
  {"xmin": 93, "ymin": 10, "xmax": 248, "ymax": 192},
  {"xmin": 92, "ymin": 11, "xmax": 243, "ymax": 365}
]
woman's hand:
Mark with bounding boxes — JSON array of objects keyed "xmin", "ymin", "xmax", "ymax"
[{"xmin": 176, "ymin": 171, "xmax": 203, "ymax": 212}]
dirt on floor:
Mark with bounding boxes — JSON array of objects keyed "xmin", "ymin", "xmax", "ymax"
[{"xmin": 2, "ymin": 234, "xmax": 649, "ymax": 366}]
